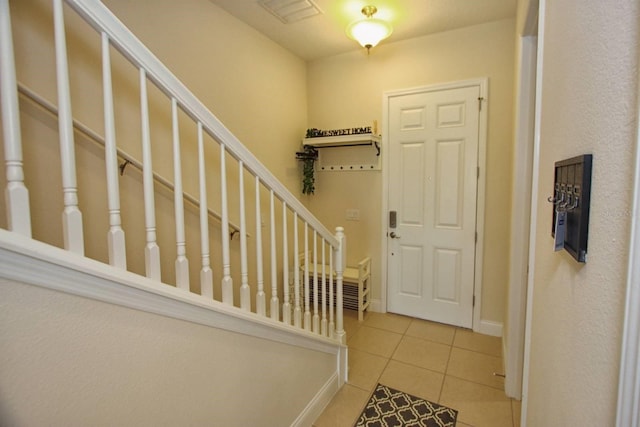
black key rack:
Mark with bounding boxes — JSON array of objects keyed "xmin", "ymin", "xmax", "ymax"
[{"xmin": 549, "ymin": 154, "xmax": 593, "ymax": 263}]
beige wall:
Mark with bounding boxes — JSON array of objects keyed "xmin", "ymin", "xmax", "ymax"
[
  {"xmin": 0, "ymin": 279, "xmax": 336, "ymax": 426},
  {"xmin": 306, "ymin": 19, "xmax": 516, "ymax": 326},
  {"xmin": 525, "ymin": 0, "xmax": 639, "ymax": 424}
]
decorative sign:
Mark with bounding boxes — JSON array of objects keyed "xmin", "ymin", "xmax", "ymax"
[{"xmin": 305, "ymin": 127, "xmax": 372, "ymax": 138}]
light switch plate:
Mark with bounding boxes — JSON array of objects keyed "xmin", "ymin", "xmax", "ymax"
[{"xmin": 346, "ymin": 209, "xmax": 360, "ymax": 221}]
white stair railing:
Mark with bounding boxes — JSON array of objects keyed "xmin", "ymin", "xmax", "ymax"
[{"xmin": 0, "ymin": 0, "xmax": 346, "ymax": 344}]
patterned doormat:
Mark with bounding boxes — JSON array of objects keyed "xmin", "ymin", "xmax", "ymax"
[{"xmin": 355, "ymin": 384, "xmax": 457, "ymax": 427}]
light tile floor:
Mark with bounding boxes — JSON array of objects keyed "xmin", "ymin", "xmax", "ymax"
[{"xmin": 314, "ymin": 311, "xmax": 522, "ymax": 427}]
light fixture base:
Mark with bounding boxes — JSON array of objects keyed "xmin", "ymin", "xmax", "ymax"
[
  {"xmin": 361, "ymin": 5, "xmax": 377, "ymax": 18},
  {"xmin": 346, "ymin": 5, "xmax": 393, "ymax": 53}
]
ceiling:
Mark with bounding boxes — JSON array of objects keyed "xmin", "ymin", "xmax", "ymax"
[{"xmin": 208, "ymin": 0, "xmax": 517, "ymax": 61}]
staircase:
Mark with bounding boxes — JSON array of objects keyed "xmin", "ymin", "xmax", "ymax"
[{"xmin": 0, "ymin": 0, "xmax": 347, "ymax": 425}]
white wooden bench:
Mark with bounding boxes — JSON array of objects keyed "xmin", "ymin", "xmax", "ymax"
[{"xmin": 298, "ymin": 254, "xmax": 371, "ymax": 321}]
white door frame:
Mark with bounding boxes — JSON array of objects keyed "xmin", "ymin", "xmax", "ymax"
[
  {"xmin": 380, "ymin": 78, "xmax": 488, "ymax": 333},
  {"xmin": 504, "ymin": 1, "xmax": 540, "ymax": 400},
  {"xmin": 521, "ymin": 0, "xmax": 546, "ymax": 423},
  {"xmin": 615, "ymin": 38, "xmax": 640, "ymax": 427}
]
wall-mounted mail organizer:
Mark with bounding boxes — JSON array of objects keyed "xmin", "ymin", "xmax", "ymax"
[{"xmin": 549, "ymin": 154, "xmax": 593, "ymax": 262}]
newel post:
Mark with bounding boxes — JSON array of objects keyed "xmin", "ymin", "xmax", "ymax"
[{"xmin": 334, "ymin": 226, "xmax": 346, "ymax": 344}]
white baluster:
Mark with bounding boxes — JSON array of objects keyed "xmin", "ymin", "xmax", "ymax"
[
  {"xmin": 282, "ymin": 202, "xmax": 291, "ymax": 325},
  {"xmin": 0, "ymin": 0, "xmax": 31, "ymax": 237},
  {"xmin": 255, "ymin": 177, "xmax": 266, "ymax": 315},
  {"xmin": 270, "ymin": 190, "xmax": 279, "ymax": 321},
  {"xmin": 101, "ymin": 33, "xmax": 126, "ymax": 269},
  {"xmin": 171, "ymin": 98, "xmax": 189, "ymax": 290},
  {"xmin": 139, "ymin": 69, "xmax": 161, "ymax": 281},
  {"xmin": 312, "ymin": 230, "xmax": 319, "ymax": 333},
  {"xmin": 329, "ymin": 247, "xmax": 335, "ymax": 338},
  {"xmin": 220, "ymin": 145, "xmax": 233, "ymax": 305},
  {"xmin": 293, "ymin": 213, "xmax": 301, "ymax": 328},
  {"xmin": 304, "ymin": 222, "xmax": 311, "ymax": 331},
  {"xmin": 53, "ymin": 0, "xmax": 84, "ymax": 254},
  {"xmin": 334, "ymin": 227, "xmax": 346, "ymax": 344},
  {"xmin": 239, "ymin": 162, "xmax": 250, "ymax": 311},
  {"xmin": 321, "ymin": 239, "xmax": 328, "ymax": 336},
  {"xmin": 197, "ymin": 122, "xmax": 213, "ymax": 298}
]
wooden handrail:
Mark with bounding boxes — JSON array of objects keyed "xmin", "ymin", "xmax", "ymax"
[{"xmin": 17, "ymin": 82, "xmax": 243, "ymax": 239}]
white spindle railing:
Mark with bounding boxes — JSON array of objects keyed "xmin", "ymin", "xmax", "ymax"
[
  {"xmin": 139, "ymin": 69, "xmax": 162, "ymax": 282},
  {"xmin": 304, "ymin": 222, "xmax": 311, "ymax": 331},
  {"xmin": 0, "ymin": 0, "xmax": 347, "ymax": 345},
  {"xmin": 270, "ymin": 191, "xmax": 279, "ymax": 321},
  {"xmin": 220, "ymin": 145, "xmax": 233, "ymax": 305},
  {"xmin": 198, "ymin": 122, "xmax": 213, "ymax": 299},
  {"xmin": 54, "ymin": 0, "xmax": 84, "ymax": 255},
  {"xmin": 334, "ymin": 227, "xmax": 346, "ymax": 343},
  {"xmin": 294, "ymin": 213, "xmax": 302, "ymax": 328},
  {"xmin": 321, "ymin": 240, "xmax": 327, "ymax": 336},
  {"xmin": 239, "ymin": 162, "xmax": 250, "ymax": 311},
  {"xmin": 329, "ymin": 248, "xmax": 335, "ymax": 337},
  {"xmin": 171, "ymin": 98, "xmax": 189, "ymax": 291},
  {"xmin": 282, "ymin": 202, "xmax": 291, "ymax": 325},
  {"xmin": 0, "ymin": 0, "xmax": 31, "ymax": 237},
  {"xmin": 101, "ymin": 33, "xmax": 126, "ymax": 269},
  {"xmin": 255, "ymin": 177, "xmax": 266, "ymax": 316},
  {"xmin": 313, "ymin": 231, "xmax": 319, "ymax": 333}
]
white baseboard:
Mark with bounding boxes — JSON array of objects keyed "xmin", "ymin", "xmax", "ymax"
[
  {"xmin": 290, "ymin": 372, "xmax": 339, "ymax": 427},
  {"xmin": 477, "ymin": 319, "xmax": 503, "ymax": 337},
  {"xmin": 369, "ymin": 298, "xmax": 383, "ymax": 313},
  {"xmin": 368, "ymin": 300, "xmax": 502, "ymax": 339}
]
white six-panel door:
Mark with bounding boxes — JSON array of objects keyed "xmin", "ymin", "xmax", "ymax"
[{"xmin": 386, "ymin": 85, "xmax": 480, "ymax": 328}]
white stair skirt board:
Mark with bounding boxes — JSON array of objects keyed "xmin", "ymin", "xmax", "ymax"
[{"xmin": 0, "ymin": 230, "xmax": 343, "ymax": 356}]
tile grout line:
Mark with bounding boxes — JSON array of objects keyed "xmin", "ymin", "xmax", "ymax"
[{"xmin": 438, "ymin": 330, "xmax": 456, "ymax": 404}]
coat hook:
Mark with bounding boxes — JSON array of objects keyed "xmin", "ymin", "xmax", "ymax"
[{"xmin": 119, "ymin": 159, "xmax": 132, "ymax": 176}]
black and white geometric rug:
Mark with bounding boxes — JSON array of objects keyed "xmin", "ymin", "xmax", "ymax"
[{"xmin": 355, "ymin": 383, "xmax": 457, "ymax": 427}]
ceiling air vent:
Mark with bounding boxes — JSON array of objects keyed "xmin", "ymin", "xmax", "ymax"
[{"xmin": 258, "ymin": 0, "xmax": 323, "ymax": 24}]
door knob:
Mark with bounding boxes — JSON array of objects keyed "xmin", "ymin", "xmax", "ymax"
[{"xmin": 389, "ymin": 232, "xmax": 401, "ymax": 239}]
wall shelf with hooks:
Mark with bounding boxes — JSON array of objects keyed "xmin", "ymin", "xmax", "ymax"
[
  {"xmin": 303, "ymin": 133, "xmax": 380, "ymax": 155},
  {"xmin": 302, "ymin": 134, "xmax": 381, "ymax": 171}
]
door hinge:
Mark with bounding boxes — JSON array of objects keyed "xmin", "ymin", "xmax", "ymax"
[
  {"xmin": 477, "ymin": 166, "xmax": 480, "ymax": 179},
  {"xmin": 475, "ymin": 231, "xmax": 478, "ymax": 243},
  {"xmin": 473, "ymin": 295, "xmax": 476, "ymax": 307},
  {"xmin": 478, "ymin": 97, "xmax": 484, "ymax": 111}
]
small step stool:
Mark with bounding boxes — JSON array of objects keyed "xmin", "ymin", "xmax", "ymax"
[{"xmin": 298, "ymin": 254, "xmax": 371, "ymax": 321}]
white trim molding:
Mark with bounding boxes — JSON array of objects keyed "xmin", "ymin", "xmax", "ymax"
[
  {"xmin": 615, "ymin": 46, "xmax": 640, "ymax": 427},
  {"xmin": 505, "ymin": 4, "xmax": 539, "ymax": 399},
  {"xmin": 521, "ymin": 0, "xmax": 547, "ymax": 423},
  {"xmin": 290, "ymin": 372, "xmax": 340, "ymax": 427},
  {"xmin": 478, "ymin": 320, "xmax": 503, "ymax": 338}
]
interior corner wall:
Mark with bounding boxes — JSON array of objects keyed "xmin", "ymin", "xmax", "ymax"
[
  {"xmin": 525, "ymin": 0, "xmax": 639, "ymax": 424},
  {"xmin": 305, "ymin": 18, "xmax": 516, "ymax": 326}
]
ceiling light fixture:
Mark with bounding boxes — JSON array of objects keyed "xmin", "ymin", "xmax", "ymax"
[{"xmin": 346, "ymin": 5, "xmax": 393, "ymax": 54}]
